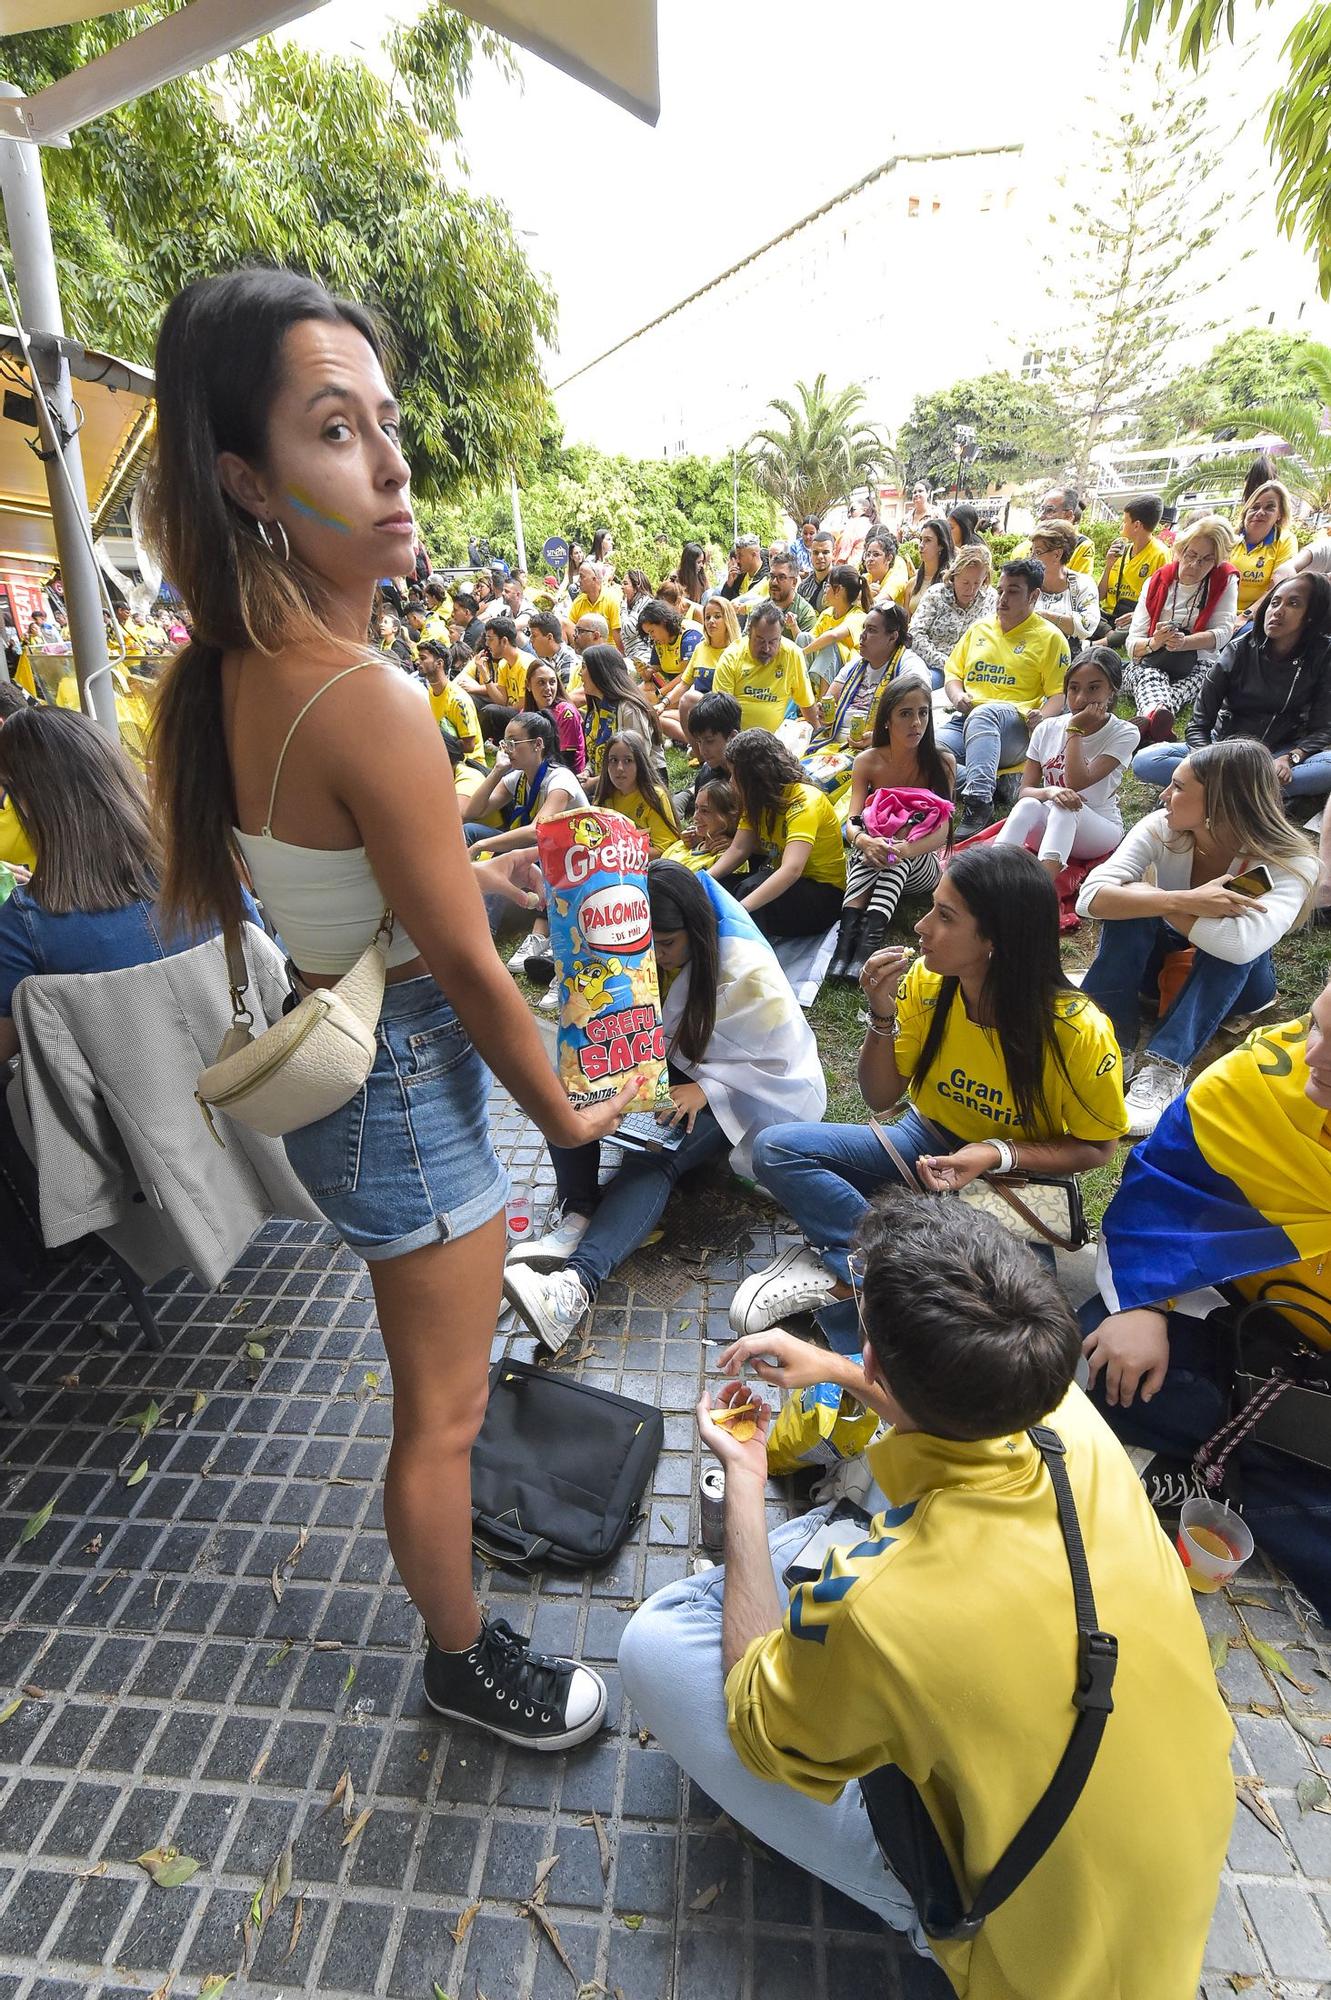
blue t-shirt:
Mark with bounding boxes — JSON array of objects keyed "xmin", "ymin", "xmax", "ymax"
[{"xmin": 0, "ymin": 884, "xmax": 261, "ymax": 1017}]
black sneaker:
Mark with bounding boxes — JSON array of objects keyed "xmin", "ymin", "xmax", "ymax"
[
  {"xmin": 422, "ymin": 1616, "xmax": 608, "ymax": 1751},
  {"xmin": 953, "ymin": 794, "xmax": 995, "ymax": 843}
]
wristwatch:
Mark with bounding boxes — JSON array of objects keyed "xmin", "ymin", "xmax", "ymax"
[{"xmin": 1289, "ymin": 749, "xmax": 1305, "ymax": 767}]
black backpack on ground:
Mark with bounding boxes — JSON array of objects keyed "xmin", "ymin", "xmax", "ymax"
[{"xmin": 470, "ymin": 1358, "xmax": 664, "ymax": 1572}]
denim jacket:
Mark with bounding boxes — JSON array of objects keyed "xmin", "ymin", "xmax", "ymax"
[{"xmin": 0, "ymin": 884, "xmax": 260, "ymax": 1017}]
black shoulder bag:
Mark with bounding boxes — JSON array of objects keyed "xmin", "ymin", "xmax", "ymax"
[{"xmin": 858, "ymin": 1425, "xmax": 1118, "ymax": 1943}]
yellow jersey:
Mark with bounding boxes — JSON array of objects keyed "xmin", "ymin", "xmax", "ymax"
[
  {"xmin": 609, "ymin": 786, "xmax": 680, "ymax": 857},
  {"xmin": 809, "ymin": 606, "xmax": 867, "ymax": 675},
  {"xmin": 714, "ymin": 638, "xmax": 815, "ymax": 734},
  {"xmin": 1230, "ymin": 527, "xmax": 1299, "ymax": 615},
  {"xmin": 946, "ymin": 612, "xmax": 1070, "ymax": 709},
  {"xmin": 680, "ymin": 641, "xmax": 727, "ymax": 693},
  {"xmin": 421, "ymin": 607, "xmax": 452, "ymax": 643},
  {"xmin": 745, "ymin": 782, "xmax": 847, "ymax": 889},
  {"xmin": 428, "ymin": 678, "xmax": 481, "ymax": 749},
  {"xmin": 0, "ymin": 793, "xmax": 34, "ymax": 870},
  {"xmin": 1101, "ymin": 534, "xmax": 1170, "ymax": 617},
  {"xmin": 570, "ymin": 589, "xmax": 622, "ymax": 641},
  {"xmin": 493, "ymin": 651, "xmax": 535, "ymax": 709},
  {"xmin": 893, "ymin": 960, "xmax": 1127, "ymax": 1143},
  {"xmin": 727, "ymin": 1384, "xmax": 1234, "ymax": 2000}
]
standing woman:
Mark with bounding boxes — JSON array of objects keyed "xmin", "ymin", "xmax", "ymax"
[
  {"xmin": 674, "ymin": 541, "xmax": 710, "ymax": 619},
  {"xmin": 619, "ymin": 567, "xmax": 656, "ymax": 667},
  {"xmin": 828, "ymin": 676, "xmax": 956, "ymax": 980},
  {"xmin": 1231, "ymin": 481, "xmax": 1298, "ymax": 619},
  {"xmin": 902, "ymin": 515, "xmax": 952, "ymax": 617},
  {"xmin": 947, "ymin": 503, "xmax": 981, "ymax": 551},
  {"xmin": 143, "ymin": 270, "xmax": 628, "ymax": 1752},
  {"xmin": 578, "ymin": 642, "xmax": 666, "ymax": 779},
  {"xmin": 590, "ymin": 527, "xmax": 616, "ymax": 579}
]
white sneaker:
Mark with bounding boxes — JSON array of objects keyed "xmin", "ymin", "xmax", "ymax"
[
  {"xmin": 506, "ymin": 1210, "xmax": 590, "ymax": 1271},
  {"xmin": 1123, "ymin": 1059, "xmax": 1186, "ymax": 1139},
  {"xmin": 728, "ymin": 1245, "xmax": 837, "ymax": 1335},
  {"xmin": 508, "ymin": 931, "xmax": 538, "ymax": 971},
  {"xmin": 503, "ymin": 1265, "xmax": 591, "ymax": 1352},
  {"xmin": 538, "ymin": 988, "xmax": 560, "ymax": 1013}
]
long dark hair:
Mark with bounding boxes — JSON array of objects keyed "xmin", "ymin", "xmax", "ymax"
[
  {"xmin": 827, "ymin": 563, "xmax": 872, "ymax": 614},
  {"xmin": 1254, "ymin": 569, "xmax": 1331, "ymax": 653},
  {"xmin": 676, "ymin": 542, "xmax": 709, "ymax": 602},
  {"xmin": 869, "ymin": 676, "xmax": 954, "ymax": 801},
  {"xmin": 593, "ymin": 732, "xmax": 681, "ymax": 835},
  {"xmin": 140, "ymin": 268, "xmax": 384, "ymax": 939},
  {"xmin": 725, "ymin": 728, "xmax": 805, "ymax": 830},
  {"xmin": 912, "ymin": 516, "xmax": 954, "ymax": 596},
  {"xmin": 912, "ymin": 846, "xmax": 1087, "ymax": 1132},
  {"xmin": 647, "ymin": 859, "xmax": 719, "ymax": 1063},
  {"xmin": 579, "ymin": 644, "xmax": 663, "ymax": 748},
  {"xmin": 947, "ymin": 503, "xmax": 980, "ymax": 547},
  {"xmin": 622, "ymin": 567, "xmax": 654, "ymax": 610},
  {"xmin": 591, "ymin": 528, "xmax": 614, "ymax": 563},
  {"xmin": 0, "ymin": 705, "xmax": 159, "ymax": 913}
]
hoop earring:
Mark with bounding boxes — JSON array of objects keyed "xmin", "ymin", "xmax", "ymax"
[{"xmin": 257, "ymin": 517, "xmax": 290, "ymax": 564}]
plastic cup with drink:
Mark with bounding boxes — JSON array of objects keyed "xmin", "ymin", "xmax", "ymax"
[{"xmin": 1176, "ymin": 1494, "xmax": 1253, "ymax": 1593}]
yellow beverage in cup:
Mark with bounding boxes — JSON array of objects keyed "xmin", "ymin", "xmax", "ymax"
[{"xmin": 1177, "ymin": 1497, "xmax": 1252, "ymax": 1593}]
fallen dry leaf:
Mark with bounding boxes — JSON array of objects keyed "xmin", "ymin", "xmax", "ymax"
[
  {"xmin": 17, "ymin": 1498, "xmax": 55, "ymax": 1546},
  {"xmin": 249, "ymin": 1742, "xmax": 272, "ymax": 1784},
  {"xmin": 525, "ymin": 1900, "xmax": 576, "ymax": 1980},
  {"xmin": 259, "ymin": 1839, "xmax": 294, "ymax": 1926},
  {"xmin": 21, "ymin": 1683, "xmax": 44, "ymax": 1700},
  {"xmin": 1296, "ymin": 1772, "xmax": 1331, "ymax": 1815},
  {"xmin": 58, "ymin": 1373, "xmax": 80, "ymax": 1390},
  {"xmin": 688, "ymin": 1879, "xmax": 725, "ymax": 1912},
  {"xmin": 137, "ymin": 1846, "xmax": 201, "ymax": 1888},
  {"xmin": 0, "ymin": 1697, "xmax": 20, "ymax": 1729},
  {"xmin": 83, "ymin": 1535, "xmax": 102, "ymax": 1556},
  {"xmin": 324, "ymin": 1768, "xmax": 351, "ymax": 1818},
  {"xmin": 584, "ymin": 1808, "xmax": 611, "ymax": 1882},
  {"xmin": 74, "ymin": 1859, "xmax": 107, "ymax": 1880},
  {"xmin": 1234, "ymin": 1776, "xmax": 1284, "ymax": 1841},
  {"xmin": 270, "ymin": 1563, "xmax": 285, "ymax": 1606},
  {"xmin": 148, "ymin": 1975, "xmax": 174, "ymax": 2000},
  {"xmin": 450, "ymin": 1899, "xmax": 480, "ymax": 1944},
  {"xmin": 341, "ymin": 1805, "xmax": 373, "ymax": 1848},
  {"xmin": 199, "ymin": 1977, "xmax": 232, "ymax": 1999},
  {"xmin": 621, "ymin": 1913, "xmax": 644, "ymax": 1931},
  {"xmin": 531, "ymin": 1852, "xmax": 560, "ymax": 1904},
  {"xmin": 1249, "ymin": 1633, "xmax": 1314, "ymax": 1694},
  {"xmin": 636, "ymin": 1728, "xmax": 652, "ymax": 1748},
  {"xmin": 282, "ymin": 1892, "xmax": 304, "ymax": 1964},
  {"xmin": 1208, "ymin": 1634, "xmax": 1230, "ymax": 1673}
]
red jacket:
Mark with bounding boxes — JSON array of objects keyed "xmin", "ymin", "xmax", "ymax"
[{"xmin": 1142, "ymin": 560, "xmax": 1237, "ymax": 638}]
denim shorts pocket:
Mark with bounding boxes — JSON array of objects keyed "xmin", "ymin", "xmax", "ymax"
[
  {"xmin": 284, "ymin": 1084, "xmax": 368, "ymax": 1199},
  {"xmin": 404, "ymin": 1016, "xmax": 470, "ymax": 1083}
]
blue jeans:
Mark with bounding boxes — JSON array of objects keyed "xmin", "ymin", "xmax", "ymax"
[
  {"xmin": 618, "ymin": 1509, "xmax": 935, "ymax": 1957},
  {"xmin": 937, "ymin": 701, "xmax": 1028, "ymax": 802},
  {"xmin": 552, "ymin": 1105, "xmax": 730, "ymax": 1296},
  {"xmin": 1135, "ymin": 738, "xmax": 1331, "ymax": 798},
  {"xmin": 752, "ymin": 1108, "xmax": 959, "ymax": 1353},
  {"xmin": 1079, "ymin": 1298, "xmax": 1331, "ymax": 1622},
  {"xmin": 1081, "ymin": 916, "xmax": 1275, "ymax": 1071}
]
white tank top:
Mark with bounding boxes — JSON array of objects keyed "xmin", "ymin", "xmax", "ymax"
[{"xmin": 232, "ymin": 661, "xmax": 421, "ymax": 975}]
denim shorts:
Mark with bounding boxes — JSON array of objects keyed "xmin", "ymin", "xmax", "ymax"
[{"xmin": 283, "ymin": 975, "xmax": 507, "ymax": 1262}]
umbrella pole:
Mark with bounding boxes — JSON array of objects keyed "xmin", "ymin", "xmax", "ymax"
[{"xmin": 0, "ymin": 81, "xmax": 118, "ymax": 737}]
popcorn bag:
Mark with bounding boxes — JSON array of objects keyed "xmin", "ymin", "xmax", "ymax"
[
  {"xmin": 536, "ymin": 808, "xmax": 668, "ymax": 1107},
  {"xmin": 765, "ymin": 1381, "xmax": 882, "ymax": 1474}
]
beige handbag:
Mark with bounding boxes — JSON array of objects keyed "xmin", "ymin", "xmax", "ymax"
[{"xmin": 195, "ymin": 914, "xmax": 393, "ymax": 1142}]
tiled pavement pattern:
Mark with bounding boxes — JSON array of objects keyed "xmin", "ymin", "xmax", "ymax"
[{"xmin": 0, "ymin": 1087, "xmax": 1326, "ymax": 2000}]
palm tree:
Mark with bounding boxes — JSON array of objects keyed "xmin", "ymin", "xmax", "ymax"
[
  {"xmin": 745, "ymin": 376, "xmax": 891, "ymax": 525},
  {"xmin": 1165, "ymin": 340, "xmax": 1331, "ymax": 524}
]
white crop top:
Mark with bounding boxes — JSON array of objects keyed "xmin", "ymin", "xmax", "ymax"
[{"xmin": 232, "ymin": 661, "xmax": 421, "ymax": 975}]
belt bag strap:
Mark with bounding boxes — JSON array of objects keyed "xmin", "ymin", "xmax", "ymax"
[{"xmin": 859, "ymin": 1426, "xmax": 1118, "ymax": 1942}]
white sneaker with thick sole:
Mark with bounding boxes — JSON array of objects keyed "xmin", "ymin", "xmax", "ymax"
[
  {"xmin": 1123, "ymin": 1059, "xmax": 1186, "ymax": 1139},
  {"xmin": 505, "ymin": 1210, "xmax": 591, "ymax": 1271},
  {"xmin": 728, "ymin": 1245, "xmax": 838, "ymax": 1335},
  {"xmin": 503, "ymin": 1264, "xmax": 591, "ymax": 1352}
]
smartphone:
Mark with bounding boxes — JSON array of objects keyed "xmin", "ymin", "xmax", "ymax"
[{"xmin": 1227, "ymin": 865, "xmax": 1273, "ymax": 898}]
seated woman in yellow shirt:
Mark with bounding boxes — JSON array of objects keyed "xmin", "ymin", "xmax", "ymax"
[
  {"xmin": 593, "ymin": 733, "xmax": 682, "ymax": 857},
  {"xmin": 709, "ymin": 728, "xmax": 846, "ymax": 939},
  {"xmin": 0, "ymin": 680, "xmax": 36, "ymax": 870},
  {"xmin": 804, "ymin": 565, "xmax": 871, "ymax": 690},
  {"xmin": 731, "ymin": 841, "xmax": 1127, "ymax": 1347},
  {"xmin": 1231, "ymin": 480, "xmax": 1299, "ymax": 617}
]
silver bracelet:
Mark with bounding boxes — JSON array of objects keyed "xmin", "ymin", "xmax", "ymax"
[{"xmin": 865, "ymin": 1012, "xmax": 899, "ymax": 1039}]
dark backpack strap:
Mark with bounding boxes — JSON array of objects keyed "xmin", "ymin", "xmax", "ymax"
[{"xmin": 860, "ymin": 1424, "xmax": 1118, "ymax": 1944}]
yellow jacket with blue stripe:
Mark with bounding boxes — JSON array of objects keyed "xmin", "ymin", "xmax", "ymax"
[{"xmin": 725, "ymin": 1385, "xmax": 1233, "ymax": 1999}]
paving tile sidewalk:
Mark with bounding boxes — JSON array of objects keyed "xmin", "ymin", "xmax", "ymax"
[{"xmin": 0, "ymin": 1086, "xmax": 1327, "ymax": 1999}]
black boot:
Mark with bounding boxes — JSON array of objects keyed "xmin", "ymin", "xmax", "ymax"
[
  {"xmin": 828, "ymin": 907, "xmax": 864, "ymax": 980},
  {"xmin": 853, "ymin": 911, "xmax": 888, "ymax": 976}
]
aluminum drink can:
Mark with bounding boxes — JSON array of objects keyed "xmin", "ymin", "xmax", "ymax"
[{"xmin": 699, "ymin": 1466, "xmax": 726, "ymax": 1552}]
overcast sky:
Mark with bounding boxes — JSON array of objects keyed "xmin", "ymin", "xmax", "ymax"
[{"xmin": 292, "ymin": 0, "xmax": 1327, "ymax": 375}]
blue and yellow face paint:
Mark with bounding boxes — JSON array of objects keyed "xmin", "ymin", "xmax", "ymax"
[{"xmin": 283, "ymin": 486, "xmax": 353, "ymax": 535}]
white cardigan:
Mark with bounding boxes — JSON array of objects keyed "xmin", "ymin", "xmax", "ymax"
[{"xmin": 1075, "ymin": 809, "xmax": 1317, "ymax": 963}]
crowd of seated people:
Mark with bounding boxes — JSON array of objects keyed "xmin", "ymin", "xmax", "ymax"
[{"xmin": 3, "ymin": 267, "xmax": 1328, "ymax": 2000}]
